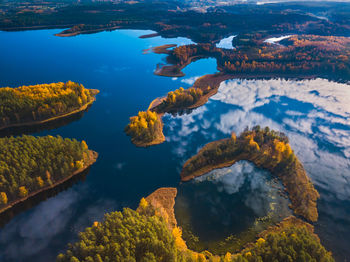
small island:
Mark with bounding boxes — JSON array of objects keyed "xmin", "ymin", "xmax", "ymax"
[
  {"xmin": 0, "ymin": 135, "xmax": 98, "ymax": 215},
  {"xmin": 0, "ymin": 81, "xmax": 99, "ymax": 131},
  {"xmin": 125, "ymin": 110, "xmax": 165, "ymax": 147},
  {"xmin": 57, "ymin": 187, "xmax": 334, "ymax": 262},
  {"xmin": 181, "ymin": 126, "xmax": 319, "ymax": 222}
]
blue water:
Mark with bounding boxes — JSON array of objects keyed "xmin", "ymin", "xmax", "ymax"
[
  {"xmin": 0, "ymin": 29, "xmax": 216, "ymax": 262},
  {"xmin": 164, "ymin": 78, "xmax": 350, "ymax": 261},
  {"xmin": 0, "ymin": 29, "xmax": 349, "ymax": 261},
  {"xmin": 175, "ymin": 161, "xmax": 292, "ymax": 247}
]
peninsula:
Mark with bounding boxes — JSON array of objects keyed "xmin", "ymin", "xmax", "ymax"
[
  {"xmin": 181, "ymin": 126, "xmax": 319, "ymax": 222},
  {"xmin": 156, "ymin": 35, "xmax": 350, "ymax": 82},
  {"xmin": 57, "ymin": 187, "xmax": 333, "ymax": 262},
  {"xmin": 0, "ymin": 81, "xmax": 99, "ymax": 131},
  {"xmin": 0, "ymin": 135, "xmax": 98, "ymax": 215}
]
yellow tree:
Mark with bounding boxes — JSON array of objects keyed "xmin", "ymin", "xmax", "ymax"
[
  {"xmin": 172, "ymin": 226, "xmax": 187, "ymax": 251},
  {"xmin": 0, "ymin": 192, "xmax": 8, "ymax": 205},
  {"xmin": 139, "ymin": 197, "xmax": 148, "ymax": 210},
  {"xmin": 81, "ymin": 140, "xmax": 88, "ymax": 150},
  {"xmin": 18, "ymin": 186, "xmax": 28, "ymax": 198},
  {"xmin": 36, "ymin": 176, "xmax": 44, "ymax": 188}
]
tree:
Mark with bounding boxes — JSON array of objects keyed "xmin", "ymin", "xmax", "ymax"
[
  {"xmin": 18, "ymin": 186, "xmax": 28, "ymax": 198},
  {"xmin": 36, "ymin": 176, "xmax": 44, "ymax": 188},
  {"xmin": 81, "ymin": 140, "xmax": 88, "ymax": 150},
  {"xmin": 0, "ymin": 192, "xmax": 7, "ymax": 205},
  {"xmin": 139, "ymin": 197, "xmax": 148, "ymax": 210}
]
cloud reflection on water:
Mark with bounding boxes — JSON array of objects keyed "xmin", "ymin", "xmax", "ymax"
[
  {"xmin": 165, "ymin": 78, "xmax": 350, "ymax": 198},
  {"xmin": 0, "ymin": 185, "xmax": 118, "ymax": 262},
  {"xmin": 194, "ymin": 160, "xmax": 289, "ymax": 217},
  {"xmin": 164, "ymin": 77, "xmax": 350, "ymax": 258}
]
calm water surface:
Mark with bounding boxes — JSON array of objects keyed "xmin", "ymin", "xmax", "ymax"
[
  {"xmin": 165, "ymin": 78, "xmax": 350, "ymax": 261},
  {"xmin": 0, "ymin": 29, "xmax": 349, "ymax": 261}
]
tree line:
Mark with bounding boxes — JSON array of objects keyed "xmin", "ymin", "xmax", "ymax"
[
  {"xmin": 169, "ymin": 35, "xmax": 350, "ymax": 80},
  {"xmin": 0, "ymin": 81, "xmax": 98, "ymax": 128},
  {"xmin": 56, "ymin": 197, "xmax": 334, "ymax": 262},
  {"xmin": 155, "ymin": 87, "xmax": 208, "ymax": 113},
  {"xmin": 0, "ymin": 135, "xmax": 91, "ymax": 207},
  {"xmin": 181, "ymin": 126, "xmax": 319, "ymax": 222}
]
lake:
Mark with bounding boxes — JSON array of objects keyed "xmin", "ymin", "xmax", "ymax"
[{"xmin": 0, "ymin": 29, "xmax": 349, "ymax": 262}]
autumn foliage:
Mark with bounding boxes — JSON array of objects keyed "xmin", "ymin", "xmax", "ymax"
[
  {"xmin": 229, "ymin": 218, "xmax": 334, "ymax": 262},
  {"xmin": 57, "ymin": 194, "xmax": 334, "ymax": 262},
  {"xmin": 181, "ymin": 126, "xmax": 319, "ymax": 222},
  {"xmin": 168, "ymin": 35, "xmax": 350, "ymax": 80},
  {"xmin": 125, "ymin": 110, "xmax": 164, "ymax": 146},
  {"xmin": 0, "ymin": 81, "xmax": 99, "ymax": 128},
  {"xmin": 155, "ymin": 87, "xmax": 205, "ymax": 113}
]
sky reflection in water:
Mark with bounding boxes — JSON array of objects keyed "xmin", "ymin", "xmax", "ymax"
[
  {"xmin": 164, "ymin": 78, "xmax": 350, "ymax": 259},
  {"xmin": 0, "ymin": 28, "xmax": 349, "ymax": 261},
  {"xmin": 175, "ymin": 160, "xmax": 291, "ymax": 243}
]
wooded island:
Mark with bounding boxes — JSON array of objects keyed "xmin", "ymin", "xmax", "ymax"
[
  {"xmin": 0, "ymin": 81, "xmax": 99, "ymax": 131},
  {"xmin": 0, "ymin": 135, "xmax": 98, "ymax": 214}
]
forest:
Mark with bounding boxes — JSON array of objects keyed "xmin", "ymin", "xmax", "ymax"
[
  {"xmin": 56, "ymin": 194, "xmax": 334, "ymax": 262},
  {"xmin": 56, "ymin": 207, "xmax": 184, "ymax": 262},
  {"xmin": 181, "ymin": 126, "xmax": 319, "ymax": 222},
  {"xmin": 154, "ymin": 87, "xmax": 207, "ymax": 113},
  {"xmin": 125, "ymin": 110, "xmax": 164, "ymax": 147},
  {"xmin": 229, "ymin": 218, "xmax": 334, "ymax": 262},
  {"xmin": 0, "ymin": 81, "xmax": 99, "ymax": 129},
  {"xmin": 0, "ymin": 135, "xmax": 94, "ymax": 209},
  {"xmin": 164, "ymin": 35, "xmax": 350, "ymax": 81},
  {"xmin": 1, "ymin": 1, "xmax": 350, "ymax": 44}
]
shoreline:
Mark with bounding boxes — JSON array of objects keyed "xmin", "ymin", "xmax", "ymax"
[
  {"xmin": 0, "ymin": 96, "xmax": 97, "ymax": 132},
  {"xmin": 154, "ymin": 55, "xmax": 207, "ymax": 77},
  {"xmin": 0, "ymin": 24, "xmax": 75, "ymax": 32},
  {"xmin": 150, "ymin": 72, "xmax": 321, "ymax": 113},
  {"xmin": 0, "ymin": 150, "xmax": 98, "ymax": 215},
  {"xmin": 54, "ymin": 26, "xmax": 122, "ymax": 37},
  {"xmin": 141, "ymin": 187, "xmax": 326, "ymax": 259},
  {"xmin": 180, "ymin": 136, "xmax": 319, "ymax": 222},
  {"xmin": 130, "ymin": 113, "xmax": 165, "ymax": 147}
]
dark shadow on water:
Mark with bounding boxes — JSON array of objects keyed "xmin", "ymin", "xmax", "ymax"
[
  {"xmin": 0, "ymin": 105, "xmax": 91, "ymax": 138},
  {"xmin": 174, "ymin": 161, "xmax": 292, "ymax": 254},
  {"xmin": 0, "ymin": 167, "xmax": 91, "ymax": 228},
  {"xmin": 166, "ymin": 108, "xmax": 196, "ymax": 117}
]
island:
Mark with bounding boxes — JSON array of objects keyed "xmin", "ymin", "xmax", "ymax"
[
  {"xmin": 181, "ymin": 126, "xmax": 319, "ymax": 222},
  {"xmin": 0, "ymin": 135, "xmax": 98, "ymax": 215},
  {"xmin": 56, "ymin": 187, "xmax": 334, "ymax": 262},
  {"xmin": 124, "ymin": 110, "xmax": 165, "ymax": 147},
  {"xmin": 126, "ymin": 33, "xmax": 349, "ymax": 148},
  {"xmin": 0, "ymin": 81, "xmax": 99, "ymax": 131}
]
